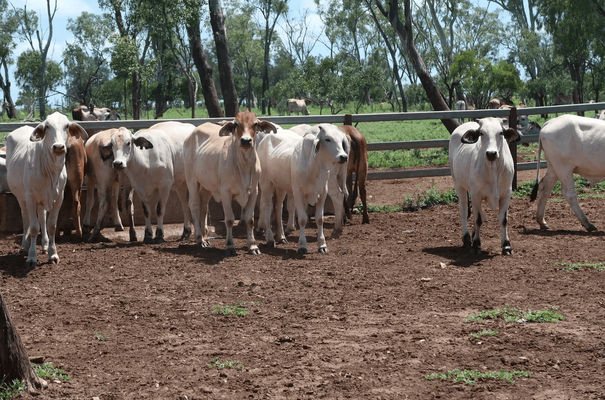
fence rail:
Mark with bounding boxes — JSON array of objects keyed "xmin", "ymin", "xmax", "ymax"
[{"xmin": 1, "ymin": 102, "xmax": 603, "ymax": 182}]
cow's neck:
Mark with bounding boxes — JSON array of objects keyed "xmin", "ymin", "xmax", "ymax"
[
  {"xmin": 235, "ymin": 144, "xmax": 257, "ymax": 201},
  {"xmin": 38, "ymin": 142, "xmax": 66, "ymax": 201}
]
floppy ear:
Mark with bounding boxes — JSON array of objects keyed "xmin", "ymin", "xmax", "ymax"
[
  {"xmin": 68, "ymin": 122, "xmax": 88, "ymax": 141},
  {"xmin": 460, "ymin": 129, "xmax": 481, "ymax": 144},
  {"xmin": 134, "ymin": 136, "xmax": 153, "ymax": 150},
  {"xmin": 502, "ymin": 128, "xmax": 521, "ymax": 143},
  {"xmin": 30, "ymin": 123, "xmax": 46, "ymax": 142},
  {"xmin": 257, "ymin": 121, "xmax": 277, "ymax": 134},
  {"xmin": 219, "ymin": 121, "xmax": 236, "ymax": 136},
  {"xmin": 99, "ymin": 142, "xmax": 114, "ymax": 161}
]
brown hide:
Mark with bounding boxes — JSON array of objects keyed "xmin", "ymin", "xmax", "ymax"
[
  {"xmin": 337, "ymin": 125, "xmax": 370, "ymax": 224},
  {"xmin": 59, "ymin": 135, "xmax": 87, "ymax": 236}
]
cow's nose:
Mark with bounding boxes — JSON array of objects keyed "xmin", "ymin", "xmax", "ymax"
[
  {"xmin": 240, "ymin": 137, "xmax": 253, "ymax": 147},
  {"xmin": 113, "ymin": 160, "xmax": 125, "ymax": 170},
  {"xmin": 338, "ymin": 155, "xmax": 348, "ymax": 164},
  {"xmin": 486, "ymin": 151, "xmax": 498, "ymax": 161},
  {"xmin": 52, "ymin": 144, "xmax": 65, "ymax": 153}
]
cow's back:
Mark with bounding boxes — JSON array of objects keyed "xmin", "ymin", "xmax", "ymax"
[
  {"xmin": 184, "ymin": 123, "xmax": 229, "ymax": 194},
  {"xmin": 258, "ymin": 131, "xmax": 299, "ymax": 189},
  {"xmin": 151, "ymin": 121, "xmax": 196, "ymax": 185},
  {"xmin": 6, "ymin": 126, "xmax": 35, "ymax": 197}
]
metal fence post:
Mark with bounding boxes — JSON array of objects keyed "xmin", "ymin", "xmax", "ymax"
[
  {"xmin": 344, "ymin": 114, "xmax": 352, "ymax": 126},
  {"xmin": 509, "ymin": 107, "xmax": 518, "ymax": 190}
]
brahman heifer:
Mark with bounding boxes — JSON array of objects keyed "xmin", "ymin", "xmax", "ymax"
[
  {"xmin": 105, "ymin": 122, "xmax": 195, "ymax": 244},
  {"xmin": 530, "ymin": 115, "xmax": 605, "ymax": 232},
  {"xmin": 6, "ymin": 112, "xmax": 87, "ymax": 266},
  {"xmin": 72, "ymin": 105, "xmax": 99, "ymax": 121},
  {"xmin": 449, "ymin": 118, "xmax": 521, "ymax": 255},
  {"xmin": 338, "ymin": 125, "xmax": 370, "ymax": 224},
  {"xmin": 183, "ymin": 111, "xmax": 277, "ymax": 255},
  {"xmin": 455, "ymin": 100, "xmax": 466, "ymax": 123},
  {"xmin": 83, "ymin": 128, "xmax": 136, "ymax": 242},
  {"xmin": 287, "ymin": 99, "xmax": 310, "ymax": 115},
  {"xmin": 257, "ymin": 124, "xmax": 349, "ymax": 254}
]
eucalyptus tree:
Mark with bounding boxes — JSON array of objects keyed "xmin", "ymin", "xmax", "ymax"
[
  {"xmin": 15, "ymin": 49, "xmax": 62, "ymax": 117},
  {"xmin": 248, "ymin": 0, "xmax": 289, "ymax": 114},
  {"xmin": 0, "ymin": 1, "xmax": 19, "ymax": 118},
  {"xmin": 281, "ymin": 8, "xmax": 322, "ymax": 66},
  {"xmin": 63, "ymin": 12, "xmax": 114, "ymax": 108},
  {"xmin": 14, "ymin": 0, "xmax": 57, "ymax": 119}
]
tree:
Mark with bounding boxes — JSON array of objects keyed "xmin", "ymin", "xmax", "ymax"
[
  {"xmin": 0, "ymin": 288, "xmax": 47, "ymax": 393},
  {"xmin": 15, "ymin": 49, "xmax": 62, "ymax": 115},
  {"xmin": 0, "ymin": 1, "xmax": 19, "ymax": 118},
  {"xmin": 209, "ymin": 0, "xmax": 239, "ymax": 117},
  {"xmin": 14, "ymin": 0, "xmax": 57, "ymax": 119},
  {"xmin": 281, "ymin": 8, "xmax": 322, "ymax": 66}
]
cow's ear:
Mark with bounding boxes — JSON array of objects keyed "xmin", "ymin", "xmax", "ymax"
[
  {"xmin": 30, "ymin": 123, "xmax": 46, "ymax": 142},
  {"xmin": 257, "ymin": 121, "xmax": 277, "ymax": 134},
  {"xmin": 502, "ymin": 128, "xmax": 521, "ymax": 143},
  {"xmin": 460, "ymin": 129, "xmax": 481, "ymax": 144},
  {"xmin": 219, "ymin": 121, "xmax": 236, "ymax": 136},
  {"xmin": 68, "ymin": 122, "xmax": 88, "ymax": 141},
  {"xmin": 134, "ymin": 136, "xmax": 153, "ymax": 150},
  {"xmin": 99, "ymin": 142, "xmax": 114, "ymax": 162},
  {"xmin": 102, "ymin": 113, "xmax": 110, "ymax": 121}
]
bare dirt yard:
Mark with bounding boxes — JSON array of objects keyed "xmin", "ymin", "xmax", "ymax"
[{"xmin": 3, "ymin": 169, "xmax": 605, "ymax": 399}]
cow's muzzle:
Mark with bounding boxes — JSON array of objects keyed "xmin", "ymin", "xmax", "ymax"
[
  {"xmin": 486, "ymin": 151, "xmax": 498, "ymax": 161},
  {"xmin": 52, "ymin": 144, "xmax": 66, "ymax": 155},
  {"xmin": 112, "ymin": 160, "xmax": 126, "ymax": 170},
  {"xmin": 240, "ymin": 137, "xmax": 253, "ymax": 148},
  {"xmin": 338, "ymin": 155, "xmax": 348, "ymax": 164}
]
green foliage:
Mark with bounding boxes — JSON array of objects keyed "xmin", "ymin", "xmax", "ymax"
[
  {"xmin": 426, "ymin": 369, "xmax": 531, "ymax": 385},
  {"xmin": 357, "ymin": 204, "xmax": 403, "ymax": 213},
  {"xmin": 469, "ymin": 329, "xmax": 498, "ymax": 339},
  {"xmin": 210, "ymin": 302, "xmax": 258, "ymax": 316},
  {"xmin": 0, "ymin": 377, "xmax": 26, "ymax": 400},
  {"xmin": 94, "ymin": 333, "xmax": 109, "ymax": 341},
  {"xmin": 558, "ymin": 262, "xmax": 605, "ymax": 272},
  {"xmin": 207, "ymin": 357, "xmax": 243, "ymax": 369},
  {"xmin": 33, "ymin": 363, "xmax": 70, "ymax": 381},
  {"xmin": 402, "ymin": 184, "xmax": 458, "ymax": 211},
  {"xmin": 466, "ymin": 306, "xmax": 564, "ymax": 323},
  {"xmin": 14, "ymin": 49, "xmax": 63, "ymax": 105}
]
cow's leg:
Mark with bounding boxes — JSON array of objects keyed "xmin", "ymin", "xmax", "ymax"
[
  {"xmin": 111, "ymin": 179, "xmax": 124, "ymax": 231},
  {"xmin": 153, "ymin": 189, "xmax": 171, "ymax": 244},
  {"xmin": 82, "ymin": 178, "xmax": 95, "ymax": 234},
  {"xmin": 220, "ymin": 191, "xmax": 237, "ymax": 256},
  {"xmin": 315, "ymin": 190, "xmax": 329, "ymax": 254},
  {"xmin": 197, "ymin": 189, "xmax": 213, "ymax": 247},
  {"xmin": 39, "ymin": 209, "xmax": 48, "ymax": 254},
  {"xmin": 188, "ymin": 181, "xmax": 205, "ymax": 246},
  {"xmin": 274, "ymin": 189, "xmax": 289, "ymax": 245},
  {"xmin": 242, "ymin": 189, "xmax": 260, "ymax": 255},
  {"xmin": 345, "ymin": 174, "xmax": 355, "ymax": 219},
  {"xmin": 72, "ymin": 184, "xmax": 83, "ymax": 237},
  {"xmin": 90, "ymin": 183, "xmax": 110, "ymax": 242},
  {"xmin": 46, "ymin": 191, "xmax": 64, "ymax": 264},
  {"xmin": 25, "ymin": 200, "xmax": 41, "ymax": 267},
  {"xmin": 558, "ymin": 170, "xmax": 597, "ymax": 231},
  {"xmin": 535, "ymin": 168, "xmax": 558, "ymax": 230},
  {"xmin": 16, "ymin": 198, "xmax": 30, "ymax": 255},
  {"xmin": 469, "ymin": 192, "xmax": 484, "ymax": 255},
  {"xmin": 499, "ymin": 194, "xmax": 513, "ymax": 255},
  {"xmin": 285, "ymin": 194, "xmax": 297, "ymax": 235},
  {"xmin": 261, "ymin": 183, "xmax": 276, "ymax": 247},
  {"xmin": 455, "ymin": 187, "xmax": 471, "ymax": 248},
  {"xmin": 359, "ymin": 180, "xmax": 369, "ymax": 224},
  {"xmin": 124, "ymin": 185, "xmax": 137, "ymax": 242},
  {"xmin": 174, "ymin": 183, "xmax": 192, "ymax": 240},
  {"xmin": 141, "ymin": 199, "xmax": 154, "ymax": 244},
  {"xmin": 328, "ymin": 171, "xmax": 346, "ymax": 239},
  {"xmin": 294, "ymin": 194, "xmax": 309, "ymax": 254}
]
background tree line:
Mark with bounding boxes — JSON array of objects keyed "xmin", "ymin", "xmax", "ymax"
[{"xmin": 1, "ymin": 0, "xmax": 605, "ymax": 133}]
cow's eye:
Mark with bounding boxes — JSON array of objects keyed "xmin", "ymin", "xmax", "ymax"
[
  {"xmin": 126, "ymin": 141, "xmax": 131, "ymax": 146},
  {"xmin": 325, "ymin": 138, "xmax": 331, "ymax": 142}
]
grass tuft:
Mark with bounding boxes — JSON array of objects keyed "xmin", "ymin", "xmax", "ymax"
[
  {"xmin": 0, "ymin": 377, "xmax": 26, "ymax": 400},
  {"xmin": 210, "ymin": 302, "xmax": 258, "ymax": 316},
  {"xmin": 33, "ymin": 363, "xmax": 71, "ymax": 381},
  {"xmin": 469, "ymin": 329, "xmax": 499, "ymax": 338},
  {"xmin": 207, "ymin": 357, "xmax": 243, "ymax": 369},
  {"xmin": 558, "ymin": 261, "xmax": 605, "ymax": 272},
  {"xmin": 425, "ymin": 369, "xmax": 531, "ymax": 385},
  {"xmin": 402, "ymin": 184, "xmax": 458, "ymax": 211},
  {"xmin": 466, "ymin": 306, "xmax": 563, "ymax": 323}
]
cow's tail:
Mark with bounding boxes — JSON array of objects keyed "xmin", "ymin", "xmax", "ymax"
[
  {"xmin": 350, "ymin": 139, "xmax": 361, "ymax": 214},
  {"xmin": 530, "ymin": 138, "xmax": 542, "ymax": 202}
]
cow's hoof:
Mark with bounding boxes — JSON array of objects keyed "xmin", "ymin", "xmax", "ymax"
[
  {"xmin": 318, "ymin": 246, "xmax": 328, "ymax": 254},
  {"xmin": 180, "ymin": 229, "xmax": 192, "ymax": 241},
  {"xmin": 19, "ymin": 248, "xmax": 28, "ymax": 255},
  {"xmin": 154, "ymin": 237, "xmax": 165, "ymax": 244},
  {"xmin": 143, "ymin": 236, "xmax": 154, "ymax": 244},
  {"xmin": 330, "ymin": 230, "xmax": 342, "ymax": 239},
  {"xmin": 587, "ymin": 224, "xmax": 598, "ymax": 232},
  {"xmin": 285, "ymin": 227, "xmax": 295, "ymax": 236},
  {"xmin": 297, "ymin": 247, "xmax": 308, "ymax": 255},
  {"xmin": 502, "ymin": 247, "xmax": 514, "ymax": 256},
  {"xmin": 250, "ymin": 248, "xmax": 261, "ymax": 255},
  {"xmin": 129, "ymin": 231, "xmax": 138, "ymax": 242},
  {"xmin": 267, "ymin": 240, "xmax": 276, "ymax": 248},
  {"xmin": 279, "ymin": 238, "xmax": 288, "ymax": 245},
  {"xmin": 539, "ymin": 223, "xmax": 550, "ymax": 230},
  {"xmin": 225, "ymin": 248, "xmax": 237, "ymax": 256},
  {"xmin": 470, "ymin": 247, "xmax": 482, "ymax": 255},
  {"xmin": 82, "ymin": 225, "xmax": 91, "ymax": 234},
  {"xmin": 115, "ymin": 225, "xmax": 124, "ymax": 232},
  {"xmin": 41, "ymin": 247, "xmax": 48, "ymax": 254},
  {"xmin": 49, "ymin": 254, "xmax": 60, "ymax": 264},
  {"xmin": 26, "ymin": 258, "xmax": 37, "ymax": 268}
]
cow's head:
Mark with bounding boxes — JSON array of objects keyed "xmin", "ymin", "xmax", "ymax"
[
  {"xmin": 307, "ymin": 124, "xmax": 349, "ymax": 165},
  {"xmin": 103, "ymin": 110, "xmax": 121, "ymax": 121},
  {"xmin": 219, "ymin": 110, "xmax": 277, "ymax": 150},
  {"xmin": 30, "ymin": 112, "xmax": 87, "ymax": 157},
  {"xmin": 109, "ymin": 128, "xmax": 153, "ymax": 171},
  {"xmin": 460, "ymin": 117, "xmax": 520, "ymax": 162}
]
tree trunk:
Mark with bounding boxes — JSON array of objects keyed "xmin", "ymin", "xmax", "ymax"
[
  {"xmin": 186, "ymin": 9, "xmax": 224, "ymax": 118},
  {"xmin": 0, "ymin": 288, "xmax": 47, "ymax": 392},
  {"xmin": 132, "ymin": 72, "xmax": 141, "ymax": 120},
  {"xmin": 377, "ymin": 0, "xmax": 459, "ymax": 133},
  {"xmin": 0, "ymin": 72, "xmax": 18, "ymax": 119},
  {"xmin": 209, "ymin": 0, "xmax": 239, "ymax": 117}
]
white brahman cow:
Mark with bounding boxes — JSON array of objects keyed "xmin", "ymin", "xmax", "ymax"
[
  {"xmin": 449, "ymin": 117, "xmax": 521, "ymax": 255},
  {"xmin": 257, "ymin": 124, "xmax": 349, "ymax": 254},
  {"xmin": 6, "ymin": 112, "xmax": 87, "ymax": 266},
  {"xmin": 183, "ymin": 110, "xmax": 277, "ymax": 255},
  {"xmin": 455, "ymin": 100, "xmax": 466, "ymax": 123},
  {"xmin": 287, "ymin": 99, "xmax": 310, "ymax": 115},
  {"xmin": 530, "ymin": 115, "xmax": 605, "ymax": 232},
  {"xmin": 105, "ymin": 122, "xmax": 195, "ymax": 244}
]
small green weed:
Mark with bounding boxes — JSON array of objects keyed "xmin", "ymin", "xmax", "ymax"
[
  {"xmin": 210, "ymin": 302, "xmax": 258, "ymax": 316},
  {"xmin": 207, "ymin": 357, "xmax": 243, "ymax": 369},
  {"xmin": 469, "ymin": 329, "xmax": 499, "ymax": 338},
  {"xmin": 0, "ymin": 377, "xmax": 26, "ymax": 400},
  {"xmin": 33, "ymin": 363, "xmax": 70, "ymax": 381},
  {"xmin": 426, "ymin": 369, "xmax": 531, "ymax": 385},
  {"xmin": 402, "ymin": 184, "xmax": 458, "ymax": 211},
  {"xmin": 466, "ymin": 306, "xmax": 563, "ymax": 323},
  {"xmin": 94, "ymin": 333, "xmax": 109, "ymax": 341},
  {"xmin": 558, "ymin": 261, "xmax": 605, "ymax": 272},
  {"xmin": 358, "ymin": 203, "xmax": 403, "ymax": 213}
]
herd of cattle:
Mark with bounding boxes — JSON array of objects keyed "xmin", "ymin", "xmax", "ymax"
[{"xmin": 2, "ymin": 106, "xmax": 605, "ymax": 267}]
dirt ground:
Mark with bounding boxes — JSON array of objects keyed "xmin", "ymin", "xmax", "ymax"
[{"xmin": 3, "ymin": 169, "xmax": 605, "ymax": 399}]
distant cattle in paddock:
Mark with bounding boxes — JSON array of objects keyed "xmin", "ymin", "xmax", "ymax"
[
  {"xmin": 105, "ymin": 121, "xmax": 195, "ymax": 244},
  {"xmin": 72, "ymin": 106, "xmax": 120, "ymax": 123},
  {"xmin": 489, "ymin": 98, "xmax": 501, "ymax": 109},
  {"xmin": 598, "ymin": 110, "xmax": 605, "ymax": 120},
  {"xmin": 287, "ymin": 99, "xmax": 310, "ymax": 115},
  {"xmin": 6, "ymin": 112, "xmax": 87, "ymax": 266},
  {"xmin": 553, "ymin": 94, "xmax": 573, "ymax": 106},
  {"xmin": 455, "ymin": 100, "xmax": 466, "ymax": 123},
  {"xmin": 72, "ymin": 105, "xmax": 99, "ymax": 121},
  {"xmin": 257, "ymin": 124, "xmax": 349, "ymax": 254},
  {"xmin": 449, "ymin": 118, "xmax": 521, "ymax": 255},
  {"xmin": 184, "ymin": 110, "xmax": 277, "ymax": 255},
  {"xmin": 530, "ymin": 115, "xmax": 605, "ymax": 232},
  {"xmin": 83, "ymin": 128, "xmax": 136, "ymax": 242},
  {"xmin": 58, "ymin": 127, "xmax": 89, "ymax": 237},
  {"xmin": 337, "ymin": 125, "xmax": 369, "ymax": 225},
  {"xmin": 103, "ymin": 109, "xmax": 121, "ymax": 120}
]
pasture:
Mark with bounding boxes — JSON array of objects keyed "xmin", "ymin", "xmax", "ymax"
[{"xmin": 2, "ymin": 171, "xmax": 605, "ymax": 399}]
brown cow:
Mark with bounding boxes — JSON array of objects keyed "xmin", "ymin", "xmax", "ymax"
[
  {"xmin": 58, "ymin": 130, "xmax": 89, "ymax": 237},
  {"xmin": 338, "ymin": 125, "xmax": 370, "ymax": 224},
  {"xmin": 488, "ymin": 98, "xmax": 501, "ymax": 109}
]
